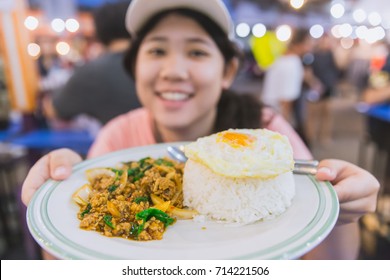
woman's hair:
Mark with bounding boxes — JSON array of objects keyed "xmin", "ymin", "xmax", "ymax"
[{"xmin": 123, "ymin": 8, "xmax": 264, "ymax": 130}]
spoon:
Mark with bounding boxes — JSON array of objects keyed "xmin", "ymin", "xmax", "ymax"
[{"xmin": 167, "ymin": 145, "xmax": 318, "ymax": 175}]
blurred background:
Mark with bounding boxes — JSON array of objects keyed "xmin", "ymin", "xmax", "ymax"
[{"xmin": 0, "ymin": 0, "xmax": 389, "ymax": 259}]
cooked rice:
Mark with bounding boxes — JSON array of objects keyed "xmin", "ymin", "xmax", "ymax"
[{"xmin": 183, "ymin": 159, "xmax": 295, "ymax": 224}]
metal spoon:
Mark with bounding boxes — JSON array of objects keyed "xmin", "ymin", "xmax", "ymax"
[{"xmin": 167, "ymin": 145, "xmax": 318, "ymax": 175}]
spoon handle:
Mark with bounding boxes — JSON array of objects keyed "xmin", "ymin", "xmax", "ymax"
[
  {"xmin": 167, "ymin": 146, "xmax": 188, "ymax": 162},
  {"xmin": 167, "ymin": 146, "xmax": 319, "ymax": 175},
  {"xmin": 293, "ymin": 164, "xmax": 317, "ymax": 175},
  {"xmin": 294, "ymin": 159, "xmax": 319, "ymax": 167}
]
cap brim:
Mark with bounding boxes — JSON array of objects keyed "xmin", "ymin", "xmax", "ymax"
[{"xmin": 125, "ymin": 0, "xmax": 234, "ymax": 39}]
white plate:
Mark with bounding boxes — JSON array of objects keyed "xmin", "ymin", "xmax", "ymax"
[{"xmin": 27, "ymin": 142, "xmax": 339, "ymax": 260}]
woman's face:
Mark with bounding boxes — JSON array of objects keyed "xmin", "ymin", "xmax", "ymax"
[{"xmin": 135, "ymin": 13, "xmax": 236, "ymax": 133}]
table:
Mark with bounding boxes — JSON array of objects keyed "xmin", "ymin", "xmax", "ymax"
[
  {"xmin": 10, "ymin": 129, "xmax": 94, "ymax": 155},
  {"xmin": 356, "ymin": 102, "xmax": 390, "ymax": 123},
  {"xmin": 0, "ymin": 121, "xmax": 23, "ymax": 142}
]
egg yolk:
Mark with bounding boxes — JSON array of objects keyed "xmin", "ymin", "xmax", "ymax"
[{"xmin": 217, "ymin": 131, "xmax": 256, "ymax": 148}]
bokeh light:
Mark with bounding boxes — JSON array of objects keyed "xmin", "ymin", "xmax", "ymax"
[
  {"xmin": 276, "ymin": 25, "xmax": 292, "ymax": 42},
  {"xmin": 252, "ymin": 23, "xmax": 267, "ymax": 38},
  {"xmin": 330, "ymin": 3, "xmax": 345, "ymax": 19},
  {"xmin": 27, "ymin": 43, "xmax": 40, "ymax": 57},
  {"xmin": 352, "ymin": 9, "xmax": 367, "ymax": 23},
  {"xmin": 290, "ymin": 0, "xmax": 305, "ymax": 10},
  {"xmin": 51, "ymin": 18, "xmax": 65, "ymax": 33},
  {"xmin": 56, "ymin": 41, "xmax": 70, "ymax": 55},
  {"xmin": 236, "ymin": 22, "xmax": 251, "ymax": 38},
  {"xmin": 65, "ymin": 18, "xmax": 80, "ymax": 33},
  {"xmin": 24, "ymin": 16, "xmax": 39, "ymax": 31},
  {"xmin": 310, "ymin": 24, "xmax": 324, "ymax": 39}
]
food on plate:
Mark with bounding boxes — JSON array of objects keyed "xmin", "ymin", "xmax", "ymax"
[
  {"xmin": 72, "ymin": 157, "xmax": 197, "ymax": 241},
  {"xmin": 73, "ymin": 129, "xmax": 295, "ymax": 240},
  {"xmin": 183, "ymin": 128, "xmax": 295, "ymax": 224}
]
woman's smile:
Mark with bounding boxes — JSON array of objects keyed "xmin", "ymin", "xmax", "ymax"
[
  {"xmin": 155, "ymin": 91, "xmax": 195, "ymax": 109},
  {"xmin": 157, "ymin": 91, "xmax": 194, "ymax": 102}
]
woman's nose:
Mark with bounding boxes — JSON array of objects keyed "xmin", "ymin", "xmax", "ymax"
[{"xmin": 160, "ymin": 54, "xmax": 189, "ymax": 81}]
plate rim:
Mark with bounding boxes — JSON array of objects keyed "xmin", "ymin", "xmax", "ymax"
[{"xmin": 27, "ymin": 143, "xmax": 339, "ymax": 260}]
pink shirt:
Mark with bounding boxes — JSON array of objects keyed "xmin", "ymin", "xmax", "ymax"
[{"xmin": 88, "ymin": 108, "xmax": 312, "ymax": 159}]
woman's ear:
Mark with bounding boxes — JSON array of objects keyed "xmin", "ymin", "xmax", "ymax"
[{"xmin": 222, "ymin": 57, "xmax": 239, "ymax": 89}]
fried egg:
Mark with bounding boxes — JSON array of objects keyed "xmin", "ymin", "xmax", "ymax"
[{"xmin": 184, "ymin": 128, "xmax": 294, "ymax": 179}]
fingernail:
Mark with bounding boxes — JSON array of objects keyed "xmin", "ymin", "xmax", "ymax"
[
  {"xmin": 54, "ymin": 166, "xmax": 68, "ymax": 178},
  {"xmin": 318, "ymin": 166, "xmax": 333, "ymax": 176}
]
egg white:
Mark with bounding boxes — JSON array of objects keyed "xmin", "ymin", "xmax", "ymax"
[{"xmin": 184, "ymin": 128, "xmax": 294, "ymax": 179}]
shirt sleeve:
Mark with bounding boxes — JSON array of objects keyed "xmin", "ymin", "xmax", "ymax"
[
  {"xmin": 265, "ymin": 111, "xmax": 312, "ymax": 159},
  {"xmin": 87, "ymin": 109, "xmax": 156, "ymax": 158},
  {"xmin": 87, "ymin": 125, "xmax": 118, "ymax": 158},
  {"xmin": 87, "ymin": 114, "xmax": 130, "ymax": 158}
]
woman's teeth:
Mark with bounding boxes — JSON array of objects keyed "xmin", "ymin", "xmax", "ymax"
[{"xmin": 160, "ymin": 92, "xmax": 191, "ymax": 101}]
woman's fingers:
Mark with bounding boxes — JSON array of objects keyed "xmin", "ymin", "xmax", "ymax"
[
  {"xmin": 21, "ymin": 149, "xmax": 82, "ymax": 206},
  {"xmin": 48, "ymin": 148, "xmax": 82, "ymax": 180},
  {"xmin": 315, "ymin": 158, "xmax": 380, "ymax": 224},
  {"xmin": 315, "ymin": 166, "xmax": 336, "ymax": 181}
]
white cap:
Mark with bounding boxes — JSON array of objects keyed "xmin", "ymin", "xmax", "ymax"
[{"xmin": 125, "ymin": 0, "xmax": 234, "ymax": 39}]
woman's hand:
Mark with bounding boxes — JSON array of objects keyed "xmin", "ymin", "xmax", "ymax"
[
  {"xmin": 21, "ymin": 148, "xmax": 82, "ymax": 206},
  {"xmin": 315, "ymin": 159, "xmax": 380, "ymax": 225}
]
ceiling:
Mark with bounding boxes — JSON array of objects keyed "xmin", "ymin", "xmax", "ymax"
[
  {"xmin": 27, "ymin": 0, "xmax": 390, "ymax": 28},
  {"xmin": 231, "ymin": 0, "xmax": 390, "ymax": 29},
  {"xmin": 28, "ymin": 0, "xmax": 130, "ymax": 10}
]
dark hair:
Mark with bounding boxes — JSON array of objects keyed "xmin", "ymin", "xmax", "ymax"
[
  {"xmin": 214, "ymin": 91, "xmax": 263, "ymax": 132},
  {"xmin": 92, "ymin": 1, "xmax": 131, "ymax": 46},
  {"xmin": 289, "ymin": 28, "xmax": 310, "ymax": 47},
  {"xmin": 124, "ymin": 8, "xmax": 264, "ymax": 131}
]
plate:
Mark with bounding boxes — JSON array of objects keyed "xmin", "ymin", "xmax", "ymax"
[{"xmin": 27, "ymin": 142, "xmax": 339, "ymax": 260}]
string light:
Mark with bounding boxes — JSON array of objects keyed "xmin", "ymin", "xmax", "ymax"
[
  {"xmin": 65, "ymin": 18, "xmax": 80, "ymax": 33},
  {"xmin": 252, "ymin": 23, "xmax": 266, "ymax": 38},
  {"xmin": 27, "ymin": 43, "xmax": 40, "ymax": 57},
  {"xmin": 276, "ymin": 25, "xmax": 292, "ymax": 42},
  {"xmin": 290, "ymin": 0, "xmax": 305, "ymax": 10},
  {"xmin": 310, "ymin": 25, "xmax": 324, "ymax": 39},
  {"xmin": 56, "ymin": 41, "xmax": 70, "ymax": 55},
  {"xmin": 330, "ymin": 3, "xmax": 345, "ymax": 19},
  {"xmin": 368, "ymin": 12, "xmax": 382, "ymax": 26},
  {"xmin": 236, "ymin": 23, "xmax": 251, "ymax": 38},
  {"xmin": 51, "ymin": 18, "xmax": 65, "ymax": 33},
  {"xmin": 352, "ymin": 9, "xmax": 367, "ymax": 23},
  {"xmin": 24, "ymin": 16, "xmax": 39, "ymax": 31}
]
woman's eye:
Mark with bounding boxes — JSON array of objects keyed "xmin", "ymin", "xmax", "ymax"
[
  {"xmin": 149, "ymin": 48, "xmax": 165, "ymax": 56},
  {"xmin": 189, "ymin": 50, "xmax": 208, "ymax": 57}
]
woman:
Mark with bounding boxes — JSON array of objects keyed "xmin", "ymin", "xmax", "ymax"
[{"xmin": 22, "ymin": 0, "xmax": 379, "ymax": 259}]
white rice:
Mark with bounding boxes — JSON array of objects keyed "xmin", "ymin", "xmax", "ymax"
[{"xmin": 183, "ymin": 159, "xmax": 295, "ymax": 225}]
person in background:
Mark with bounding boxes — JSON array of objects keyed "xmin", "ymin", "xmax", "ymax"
[
  {"xmin": 43, "ymin": 0, "xmax": 141, "ymax": 126},
  {"xmin": 22, "ymin": 0, "xmax": 379, "ymax": 260},
  {"xmin": 362, "ymin": 53, "xmax": 390, "ymax": 192},
  {"xmin": 306, "ymin": 34, "xmax": 340, "ymax": 146},
  {"xmin": 261, "ymin": 28, "xmax": 313, "ymax": 143}
]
